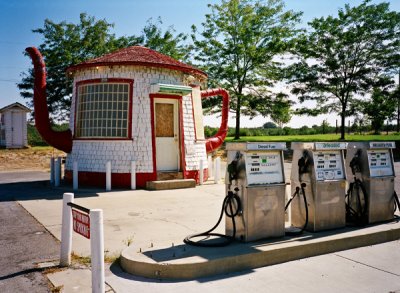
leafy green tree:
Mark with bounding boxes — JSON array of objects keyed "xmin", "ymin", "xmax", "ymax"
[
  {"xmin": 139, "ymin": 17, "xmax": 191, "ymax": 61},
  {"xmin": 263, "ymin": 121, "xmax": 277, "ymax": 129},
  {"xmin": 288, "ymin": 0, "xmax": 400, "ymax": 140},
  {"xmin": 362, "ymin": 88, "xmax": 396, "ymax": 134},
  {"xmin": 192, "ymin": 0, "xmax": 301, "ymax": 139},
  {"xmin": 19, "ymin": 13, "xmax": 190, "ymax": 121},
  {"xmin": 269, "ymin": 93, "xmax": 292, "ymax": 127}
]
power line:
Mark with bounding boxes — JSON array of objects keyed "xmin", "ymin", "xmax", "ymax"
[{"xmin": 0, "ymin": 78, "xmax": 20, "ymax": 83}]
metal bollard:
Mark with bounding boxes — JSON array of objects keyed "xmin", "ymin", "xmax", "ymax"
[
  {"xmin": 50, "ymin": 157, "xmax": 55, "ymax": 185},
  {"xmin": 106, "ymin": 161, "xmax": 111, "ymax": 191},
  {"xmin": 55, "ymin": 157, "xmax": 61, "ymax": 187},
  {"xmin": 73, "ymin": 161, "xmax": 78, "ymax": 191}
]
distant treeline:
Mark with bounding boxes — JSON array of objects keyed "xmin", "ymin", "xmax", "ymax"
[
  {"xmin": 205, "ymin": 123, "xmax": 399, "ymax": 138},
  {"xmin": 28, "ymin": 123, "xmax": 399, "ymax": 146}
]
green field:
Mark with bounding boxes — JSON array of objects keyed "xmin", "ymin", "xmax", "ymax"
[{"xmin": 225, "ymin": 133, "xmax": 400, "ymax": 142}]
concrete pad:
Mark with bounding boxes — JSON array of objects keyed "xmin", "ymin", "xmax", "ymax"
[
  {"xmin": 18, "ymin": 183, "xmax": 226, "ymax": 256},
  {"xmin": 107, "ymin": 241, "xmax": 400, "ymax": 293},
  {"xmin": 120, "ymin": 220, "xmax": 400, "ymax": 280},
  {"xmin": 146, "ymin": 179, "xmax": 196, "ymax": 190},
  {"xmin": 47, "ymin": 268, "xmax": 92, "ymax": 292}
]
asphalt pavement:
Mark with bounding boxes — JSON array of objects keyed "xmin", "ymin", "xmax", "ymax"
[
  {"xmin": 0, "ymin": 200, "xmax": 59, "ymax": 293},
  {"xmin": 1, "ymin": 167, "xmax": 400, "ymax": 292}
]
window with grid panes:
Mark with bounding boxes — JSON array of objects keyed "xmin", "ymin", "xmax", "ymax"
[{"xmin": 76, "ymin": 83, "xmax": 130, "ymax": 138}]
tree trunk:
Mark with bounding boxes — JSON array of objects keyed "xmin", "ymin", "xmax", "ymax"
[
  {"xmin": 340, "ymin": 113, "xmax": 346, "ymax": 140},
  {"xmin": 234, "ymin": 95, "xmax": 241, "ymax": 140}
]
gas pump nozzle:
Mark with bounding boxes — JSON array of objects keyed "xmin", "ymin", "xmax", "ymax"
[
  {"xmin": 349, "ymin": 149, "xmax": 362, "ymax": 176},
  {"xmin": 298, "ymin": 150, "xmax": 310, "ymax": 182},
  {"xmin": 227, "ymin": 151, "xmax": 242, "ymax": 187}
]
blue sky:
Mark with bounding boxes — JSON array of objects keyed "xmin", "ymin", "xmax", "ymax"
[{"xmin": 0, "ymin": 0, "xmax": 399, "ymax": 127}]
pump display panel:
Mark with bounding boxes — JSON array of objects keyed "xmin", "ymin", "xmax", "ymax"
[
  {"xmin": 313, "ymin": 151, "xmax": 345, "ymax": 181},
  {"xmin": 245, "ymin": 151, "xmax": 284, "ymax": 185},
  {"xmin": 367, "ymin": 149, "xmax": 394, "ymax": 177}
]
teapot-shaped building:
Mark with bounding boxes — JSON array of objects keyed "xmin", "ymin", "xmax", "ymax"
[{"xmin": 26, "ymin": 46, "xmax": 229, "ymax": 188}]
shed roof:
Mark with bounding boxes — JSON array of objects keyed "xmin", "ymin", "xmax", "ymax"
[
  {"xmin": 0, "ymin": 102, "xmax": 31, "ymax": 113},
  {"xmin": 67, "ymin": 46, "xmax": 207, "ymax": 79}
]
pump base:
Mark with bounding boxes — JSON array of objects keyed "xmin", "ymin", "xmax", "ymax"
[{"xmin": 120, "ymin": 220, "xmax": 400, "ymax": 280}]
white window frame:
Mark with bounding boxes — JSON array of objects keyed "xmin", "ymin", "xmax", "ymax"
[{"xmin": 75, "ymin": 80, "xmax": 132, "ymax": 139}]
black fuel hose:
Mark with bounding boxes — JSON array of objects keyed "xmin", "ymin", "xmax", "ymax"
[
  {"xmin": 184, "ymin": 190, "xmax": 242, "ymax": 247},
  {"xmin": 345, "ymin": 178, "xmax": 368, "ymax": 226},
  {"xmin": 285, "ymin": 183, "xmax": 308, "ymax": 236}
]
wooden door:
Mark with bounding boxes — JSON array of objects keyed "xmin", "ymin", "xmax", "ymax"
[
  {"xmin": 154, "ymin": 99, "xmax": 179, "ymax": 171},
  {"xmin": 11, "ymin": 111, "xmax": 23, "ymax": 147}
]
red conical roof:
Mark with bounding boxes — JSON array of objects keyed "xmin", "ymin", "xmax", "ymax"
[{"xmin": 67, "ymin": 46, "xmax": 207, "ymax": 79}]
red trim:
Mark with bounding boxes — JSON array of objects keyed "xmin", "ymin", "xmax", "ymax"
[
  {"xmin": 178, "ymin": 98, "xmax": 186, "ymax": 178},
  {"xmin": 73, "ymin": 78, "xmax": 134, "ymax": 140},
  {"xmin": 184, "ymin": 168, "xmax": 209, "ymax": 184},
  {"xmin": 65, "ymin": 170, "xmax": 157, "ymax": 188},
  {"xmin": 149, "ymin": 95, "xmax": 157, "ymax": 177},
  {"xmin": 150, "ymin": 94, "xmax": 184, "ymax": 174}
]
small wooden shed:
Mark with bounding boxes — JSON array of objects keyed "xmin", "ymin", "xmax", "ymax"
[{"xmin": 0, "ymin": 102, "xmax": 31, "ymax": 148}]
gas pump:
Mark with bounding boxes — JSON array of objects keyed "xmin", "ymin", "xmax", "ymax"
[
  {"xmin": 224, "ymin": 142, "xmax": 287, "ymax": 242},
  {"xmin": 183, "ymin": 142, "xmax": 286, "ymax": 246},
  {"xmin": 290, "ymin": 142, "xmax": 347, "ymax": 232},
  {"xmin": 345, "ymin": 142, "xmax": 397, "ymax": 224}
]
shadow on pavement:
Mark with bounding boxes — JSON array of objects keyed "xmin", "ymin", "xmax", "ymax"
[
  {"xmin": 0, "ymin": 180, "xmax": 101, "ymax": 202},
  {"xmin": 108, "ymin": 260, "xmax": 254, "ymax": 284}
]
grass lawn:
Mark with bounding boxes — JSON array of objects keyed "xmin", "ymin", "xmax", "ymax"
[{"xmin": 225, "ymin": 133, "xmax": 400, "ymax": 142}]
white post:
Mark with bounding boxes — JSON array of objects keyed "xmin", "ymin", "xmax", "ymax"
[
  {"xmin": 73, "ymin": 161, "xmax": 78, "ymax": 191},
  {"xmin": 214, "ymin": 157, "xmax": 221, "ymax": 184},
  {"xmin": 50, "ymin": 157, "xmax": 55, "ymax": 185},
  {"xmin": 90, "ymin": 209, "xmax": 105, "ymax": 293},
  {"xmin": 60, "ymin": 192, "xmax": 74, "ymax": 267},
  {"xmin": 199, "ymin": 159, "xmax": 204, "ymax": 185},
  {"xmin": 208, "ymin": 155, "xmax": 213, "ymax": 178},
  {"xmin": 131, "ymin": 161, "xmax": 136, "ymax": 190},
  {"xmin": 106, "ymin": 161, "xmax": 111, "ymax": 191},
  {"xmin": 55, "ymin": 157, "xmax": 61, "ymax": 187}
]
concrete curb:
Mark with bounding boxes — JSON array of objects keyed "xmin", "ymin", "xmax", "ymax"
[{"xmin": 120, "ymin": 221, "xmax": 400, "ymax": 280}]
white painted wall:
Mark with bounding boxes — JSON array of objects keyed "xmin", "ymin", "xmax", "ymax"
[
  {"xmin": 0, "ymin": 108, "xmax": 28, "ymax": 148},
  {"xmin": 66, "ymin": 66, "xmax": 208, "ymax": 174}
]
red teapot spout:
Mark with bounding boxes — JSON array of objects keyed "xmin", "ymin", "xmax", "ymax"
[
  {"xmin": 26, "ymin": 47, "xmax": 73, "ymax": 153},
  {"xmin": 201, "ymin": 88, "xmax": 229, "ymax": 153}
]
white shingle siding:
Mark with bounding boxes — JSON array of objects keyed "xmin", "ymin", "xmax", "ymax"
[{"xmin": 66, "ymin": 65, "xmax": 207, "ymax": 174}]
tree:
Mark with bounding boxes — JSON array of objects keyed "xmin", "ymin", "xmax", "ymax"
[
  {"xmin": 192, "ymin": 0, "xmax": 301, "ymax": 139},
  {"xmin": 269, "ymin": 93, "xmax": 292, "ymax": 127},
  {"xmin": 362, "ymin": 88, "xmax": 396, "ymax": 134},
  {"xmin": 18, "ymin": 14, "xmax": 190, "ymax": 121},
  {"xmin": 288, "ymin": 0, "xmax": 400, "ymax": 140},
  {"xmin": 139, "ymin": 17, "xmax": 191, "ymax": 61},
  {"xmin": 263, "ymin": 121, "xmax": 277, "ymax": 128}
]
